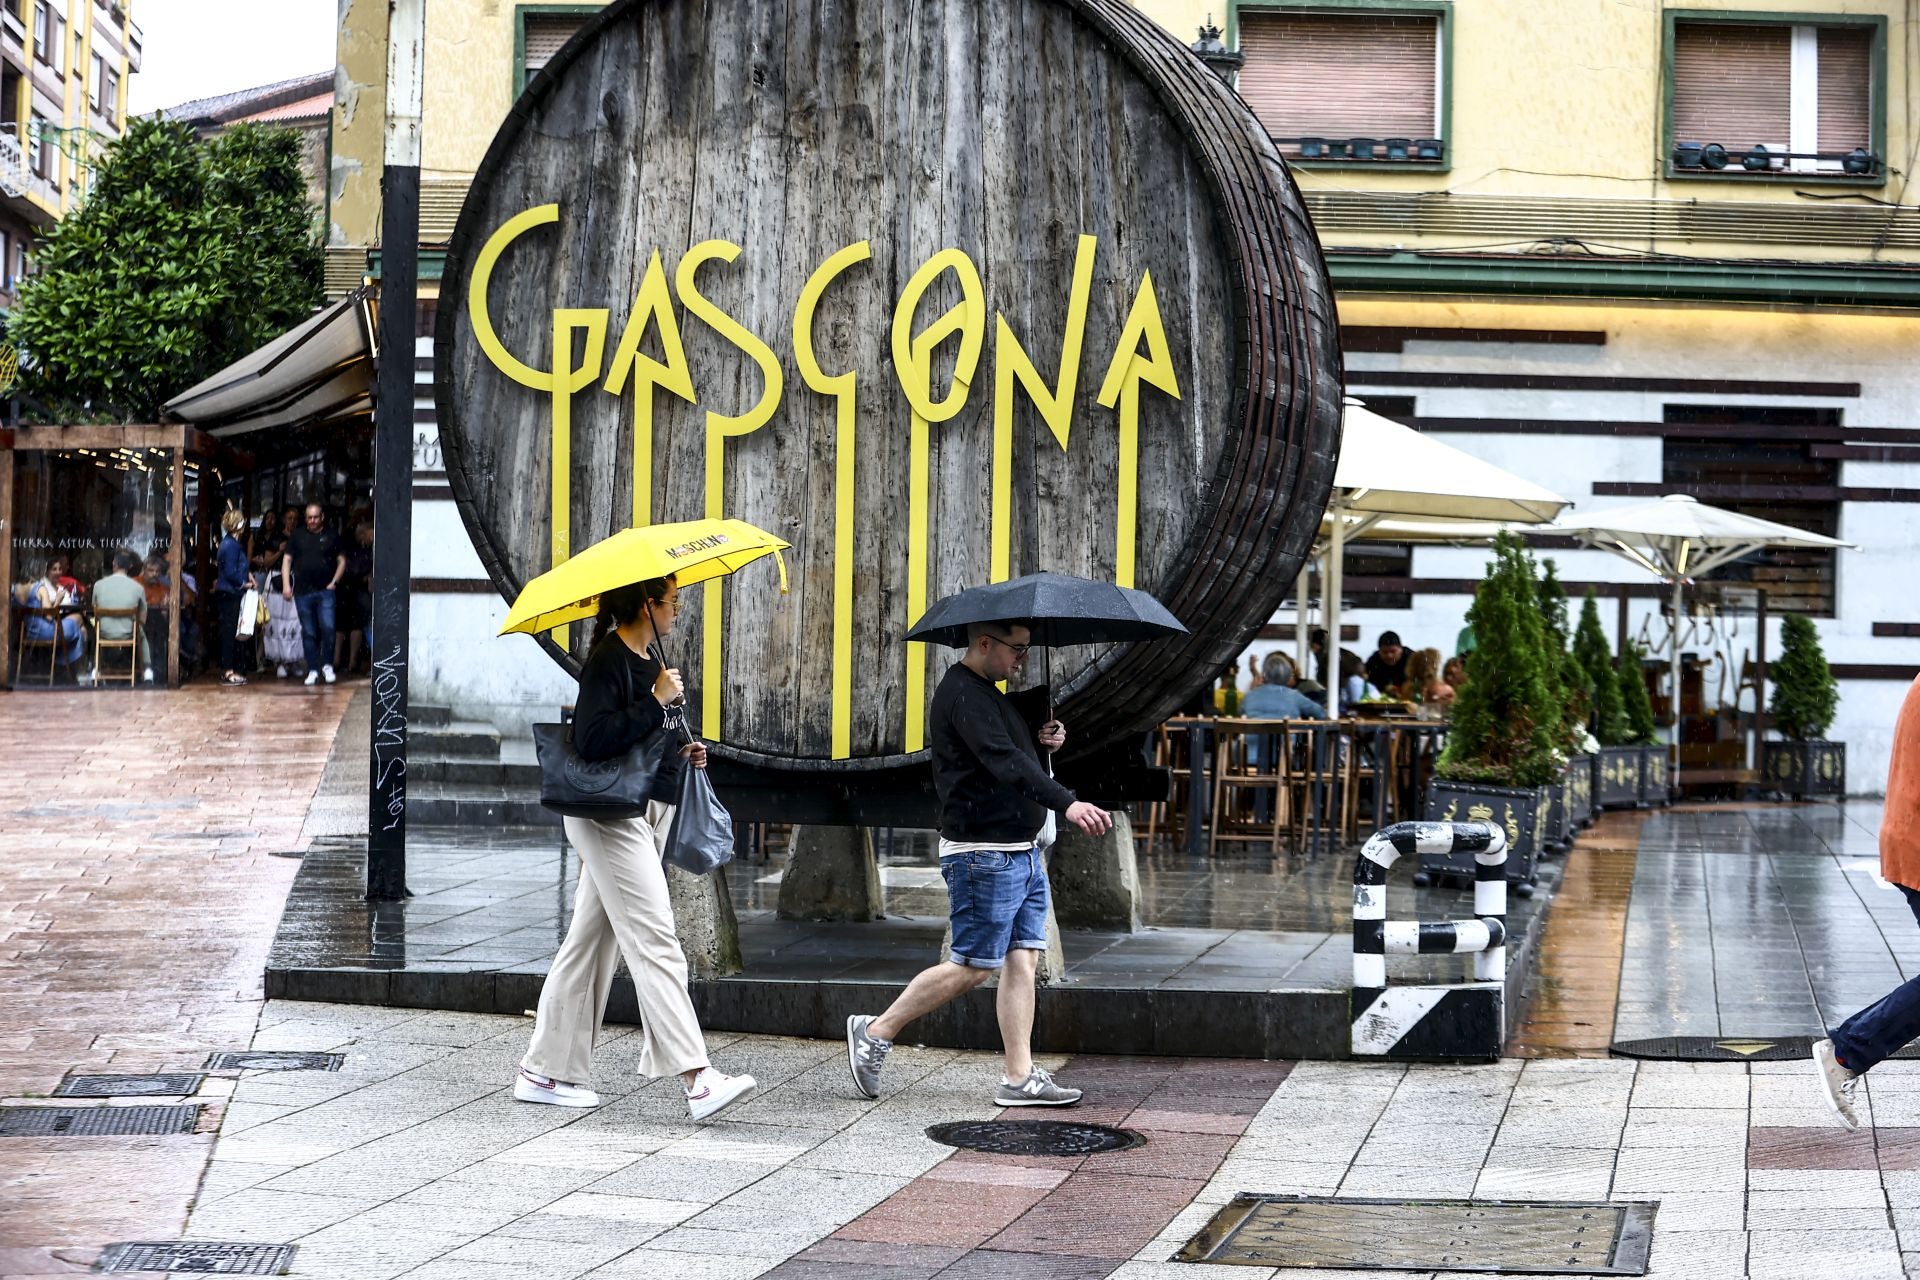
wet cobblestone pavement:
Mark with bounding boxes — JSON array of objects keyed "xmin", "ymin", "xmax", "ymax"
[
  {"xmin": 0, "ymin": 685, "xmax": 355, "ymax": 1277},
  {"xmin": 8, "ymin": 674, "xmax": 1918, "ymax": 1278},
  {"xmin": 174, "ymin": 999, "xmax": 1920, "ymax": 1279}
]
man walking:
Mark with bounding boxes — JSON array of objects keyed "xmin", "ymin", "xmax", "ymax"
[
  {"xmin": 1813, "ymin": 673, "xmax": 1920, "ymax": 1128},
  {"xmin": 846, "ymin": 620, "xmax": 1112, "ymax": 1106},
  {"xmin": 282, "ymin": 503, "xmax": 346, "ymax": 686}
]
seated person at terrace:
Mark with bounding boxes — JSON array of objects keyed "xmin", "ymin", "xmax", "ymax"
[
  {"xmin": 1364, "ymin": 630, "xmax": 1411, "ymax": 697},
  {"xmin": 91, "ymin": 550, "xmax": 150, "ymax": 677},
  {"xmin": 1241, "ymin": 653, "xmax": 1324, "ymax": 720}
]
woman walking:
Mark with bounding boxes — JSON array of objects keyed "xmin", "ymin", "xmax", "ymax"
[
  {"xmin": 213, "ymin": 510, "xmax": 252, "ymax": 686},
  {"xmin": 515, "ymin": 575, "xmax": 756, "ymax": 1120}
]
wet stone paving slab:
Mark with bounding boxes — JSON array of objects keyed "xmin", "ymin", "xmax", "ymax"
[{"xmin": 155, "ymin": 998, "xmax": 1920, "ymax": 1279}]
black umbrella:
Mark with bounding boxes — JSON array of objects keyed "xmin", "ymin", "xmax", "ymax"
[
  {"xmin": 904, "ymin": 572, "xmax": 1188, "ymax": 648},
  {"xmin": 906, "ymin": 572, "xmax": 1188, "ymax": 721}
]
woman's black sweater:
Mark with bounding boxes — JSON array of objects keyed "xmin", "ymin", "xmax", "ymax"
[{"xmin": 573, "ymin": 635, "xmax": 685, "ymax": 795}]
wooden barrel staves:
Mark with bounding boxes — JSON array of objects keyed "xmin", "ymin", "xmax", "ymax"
[{"xmin": 435, "ymin": 0, "xmax": 1343, "ymax": 787}]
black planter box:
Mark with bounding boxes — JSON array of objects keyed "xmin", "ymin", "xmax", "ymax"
[
  {"xmin": 1761, "ymin": 740, "xmax": 1847, "ymax": 800},
  {"xmin": 1567, "ymin": 753, "xmax": 1596, "ymax": 828},
  {"xmin": 1638, "ymin": 745, "xmax": 1670, "ymax": 807},
  {"xmin": 1416, "ymin": 779, "xmax": 1547, "ymax": 896},
  {"xmin": 1584, "ymin": 752, "xmax": 1602, "ymax": 823},
  {"xmin": 1595, "ymin": 746, "xmax": 1642, "ymax": 809},
  {"xmin": 1542, "ymin": 763, "xmax": 1578, "ymax": 854}
]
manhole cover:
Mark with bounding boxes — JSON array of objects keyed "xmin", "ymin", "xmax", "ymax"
[
  {"xmin": 56, "ymin": 1074, "xmax": 202, "ymax": 1098},
  {"xmin": 98, "ymin": 1241, "xmax": 293, "ymax": 1274},
  {"xmin": 0, "ymin": 1105, "xmax": 200, "ymax": 1137},
  {"xmin": 205, "ymin": 1051, "xmax": 344, "ymax": 1072},
  {"xmin": 924, "ymin": 1120, "xmax": 1144, "ymax": 1156},
  {"xmin": 1179, "ymin": 1195, "xmax": 1655, "ymax": 1275},
  {"xmin": 1611, "ymin": 1036, "xmax": 1920, "ymax": 1063}
]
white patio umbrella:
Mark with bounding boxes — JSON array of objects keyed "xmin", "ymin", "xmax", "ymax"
[
  {"xmin": 1553, "ymin": 494, "xmax": 1853, "ymax": 753},
  {"xmin": 1307, "ymin": 400, "xmax": 1571, "ymax": 713}
]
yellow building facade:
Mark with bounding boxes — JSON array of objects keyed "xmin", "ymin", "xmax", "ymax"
[
  {"xmin": 0, "ymin": 0, "xmax": 141, "ymax": 305},
  {"xmin": 336, "ymin": 0, "xmax": 1920, "ymax": 789}
]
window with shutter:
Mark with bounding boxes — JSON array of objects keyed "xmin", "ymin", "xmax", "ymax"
[
  {"xmin": 1668, "ymin": 17, "xmax": 1878, "ymax": 179},
  {"xmin": 1236, "ymin": 9, "xmax": 1443, "ymax": 163},
  {"xmin": 523, "ymin": 11, "xmax": 589, "ymax": 81}
]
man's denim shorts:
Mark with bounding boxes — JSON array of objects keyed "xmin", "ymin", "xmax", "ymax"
[{"xmin": 941, "ymin": 846, "xmax": 1049, "ymax": 969}]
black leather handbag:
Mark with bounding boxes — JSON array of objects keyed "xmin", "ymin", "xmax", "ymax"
[
  {"xmin": 534, "ymin": 648, "xmax": 683, "ymax": 819},
  {"xmin": 532, "ymin": 719, "xmax": 675, "ymax": 820}
]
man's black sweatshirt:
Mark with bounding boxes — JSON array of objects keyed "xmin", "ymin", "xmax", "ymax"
[{"xmin": 929, "ymin": 663, "xmax": 1077, "ymax": 843}]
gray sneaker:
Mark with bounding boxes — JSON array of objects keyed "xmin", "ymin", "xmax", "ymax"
[
  {"xmin": 847, "ymin": 1014, "xmax": 891, "ymax": 1099},
  {"xmin": 1812, "ymin": 1038, "xmax": 1861, "ymax": 1130},
  {"xmin": 995, "ymin": 1066, "xmax": 1082, "ymax": 1108}
]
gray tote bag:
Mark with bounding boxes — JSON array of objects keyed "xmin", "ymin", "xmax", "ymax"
[{"xmin": 662, "ymin": 763, "xmax": 735, "ymax": 875}]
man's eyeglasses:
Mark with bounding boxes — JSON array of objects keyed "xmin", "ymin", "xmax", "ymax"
[{"xmin": 985, "ymin": 635, "xmax": 1031, "ymax": 658}]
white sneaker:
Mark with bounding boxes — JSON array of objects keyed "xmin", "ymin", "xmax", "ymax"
[
  {"xmin": 276, "ymin": 664, "xmax": 289, "ymax": 679},
  {"xmin": 304, "ymin": 670, "xmax": 319, "ymax": 686},
  {"xmin": 513, "ymin": 1069, "xmax": 600, "ymax": 1108},
  {"xmin": 685, "ymin": 1068, "xmax": 755, "ymax": 1121},
  {"xmin": 1812, "ymin": 1039, "xmax": 1862, "ymax": 1130},
  {"xmin": 322, "ymin": 664, "xmax": 337, "ymax": 684},
  {"xmin": 141, "ymin": 667, "xmax": 154, "ymax": 683}
]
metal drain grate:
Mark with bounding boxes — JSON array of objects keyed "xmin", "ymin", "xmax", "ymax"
[
  {"xmin": 1611, "ymin": 1036, "xmax": 1920, "ymax": 1063},
  {"xmin": 0, "ymin": 1105, "xmax": 200, "ymax": 1137},
  {"xmin": 1179, "ymin": 1196, "xmax": 1655, "ymax": 1275},
  {"xmin": 99, "ymin": 1241, "xmax": 294, "ymax": 1274},
  {"xmin": 925, "ymin": 1120, "xmax": 1144, "ymax": 1157},
  {"xmin": 56, "ymin": 1073, "xmax": 203, "ymax": 1098},
  {"xmin": 205, "ymin": 1051, "xmax": 343, "ymax": 1072}
]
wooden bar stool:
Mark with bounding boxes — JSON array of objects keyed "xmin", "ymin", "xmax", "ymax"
[
  {"xmin": 91, "ymin": 608, "xmax": 142, "ymax": 687},
  {"xmin": 15, "ymin": 606, "xmax": 62, "ymax": 685},
  {"xmin": 1208, "ymin": 718, "xmax": 1291, "ymax": 854}
]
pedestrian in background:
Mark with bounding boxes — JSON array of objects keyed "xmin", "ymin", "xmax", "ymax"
[
  {"xmin": 1813, "ymin": 674, "xmax": 1920, "ymax": 1128},
  {"xmin": 282, "ymin": 503, "xmax": 345, "ymax": 686},
  {"xmin": 516, "ymin": 575, "xmax": 757, "ymax": 1121},
  {"xmin": 846, "ymin": 619, "xmax": 1111, "ymax": 1107},
  {"xmin": 214, "ymin": 510, "xmax": 251, "ymax": 686}
]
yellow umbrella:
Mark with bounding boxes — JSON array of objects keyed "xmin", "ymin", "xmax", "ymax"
[{"xmin": 498, "ymin": 518, "xmax": 789, "ymax": 637}]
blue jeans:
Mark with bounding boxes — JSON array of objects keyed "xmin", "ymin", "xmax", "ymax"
[
  {"xmin": 295, "ymin": 590, "xmax": 336, "ymax": 673},
  {"xmin": 1830, "ymin": 885, "xmax": 1920, "ymax": 1073},
  {"xmin": 941, "ymin": 846, "xmax": 1050, "ymax": 970},
  {"xmin": 24, "ymin": 614, "xmax": 84, "ymax": 668}
]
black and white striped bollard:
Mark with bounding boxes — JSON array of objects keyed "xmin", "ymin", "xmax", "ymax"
[{"xmin": 1351, "ymin": 820, "xmax": 1508, "ymax": 1059}]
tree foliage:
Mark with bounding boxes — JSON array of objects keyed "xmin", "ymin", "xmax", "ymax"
[
  {"xmin": 1537, "ymin": 558, "xmax": 1591, "ymax": 757},
  {"xmin": 10, "ymin": 117, "xmax": 322, "ymax": 421},
  {"xmin": 1617, "ymin": 641, "xmax": 1660, "ymax": 746},
  {"xmin": 1436, "ymin": 531, "xmax": 1564, "ymax": 788},
  {"xmin": 1769, "ymin": 613, "xmax": 1840, "ymax": 741},
  {"xmin": 1573, "ymin": 590, "xmax": 1630, "ymax": 744}
]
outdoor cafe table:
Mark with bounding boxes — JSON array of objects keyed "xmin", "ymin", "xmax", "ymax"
[{"xmin": 1160, "ymin": 715, "xmax": 1449, "ymax": 856}]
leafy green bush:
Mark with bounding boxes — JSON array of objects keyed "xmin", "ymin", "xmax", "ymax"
[
  {"xmin": 1436, "ymin": 531, "xmax": 1564, "ymax": 787},
  {"xmin": 11, "ymin": 117, "xmax": 322, "ymax": 421},
  {"xmin": 1769, "ymin": 614, "xmax": 1839, "ymax": 741}
]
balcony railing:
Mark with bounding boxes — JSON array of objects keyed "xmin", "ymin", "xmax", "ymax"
[{"xmin": 0, "ymin": 127, "xmax": 25, "ymax": 198}]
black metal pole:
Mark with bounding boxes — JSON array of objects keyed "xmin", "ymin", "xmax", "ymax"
[{"xmin": 367, "ymin": 0, "xmax": 423, "ymax": 901}]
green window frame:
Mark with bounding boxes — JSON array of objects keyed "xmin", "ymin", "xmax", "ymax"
[
  {"xmin": 1228, "ymin": 0, "xmax": 1453, "ymax": 172},
  {"xmin": 512, "ymin": 3, "xmax": 605, "ymax": 100},
  {"xmin": 1661, "ymin": 9, "xmax": 1888, "ymax": 186}
]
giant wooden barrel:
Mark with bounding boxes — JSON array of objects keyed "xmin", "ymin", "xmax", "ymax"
[{"xmin": 435, "ymin": 0, "xmax": 1342, "ymax": 774}]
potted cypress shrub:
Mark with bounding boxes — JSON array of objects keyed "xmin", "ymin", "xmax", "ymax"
[
  {"xmin": 1537, "ymin": 561, "xmax": 1588, "ymax": 852},
  {"xmin": 1615, "ymin": 640, "xmax": 1668, "ymax": 806},
  {"xmin": 1762, "ymin": 614, "xmax": 1845, "ymax": 798},
  {"xmin": 1572, "ymin": 590, "xmax": 1626, "ymax": 819},
  {"xmin": 1417, "ymin": 533, "xmax": 1562, "ymax": 896}
]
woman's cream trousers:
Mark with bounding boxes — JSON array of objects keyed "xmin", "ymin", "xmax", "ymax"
[{"xmin": 521, "ymin": 801, "xmax": 710, "ymax": 1083}]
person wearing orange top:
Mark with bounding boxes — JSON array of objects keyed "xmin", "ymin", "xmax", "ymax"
[{"xmin": 1813, "ymin": 675, "xmax": 1920, "ymax": 1129}]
